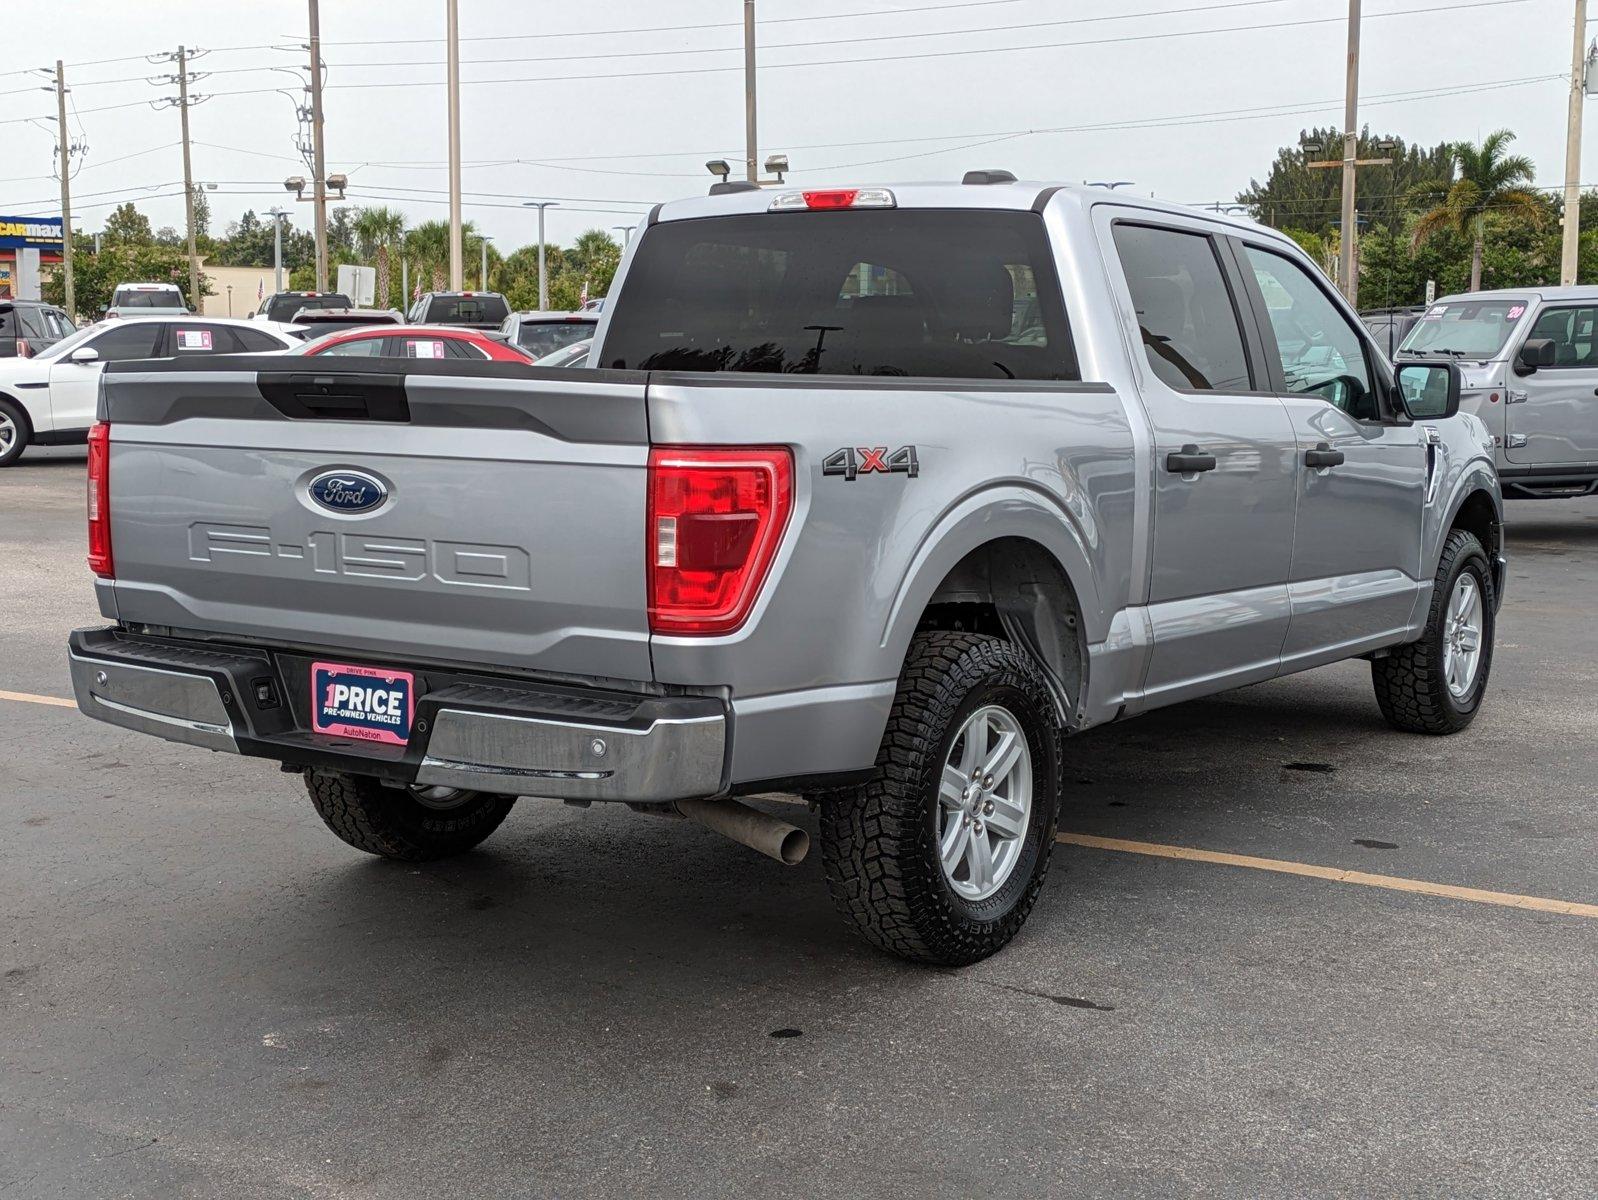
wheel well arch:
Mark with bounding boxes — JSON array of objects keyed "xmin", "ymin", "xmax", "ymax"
[
  {"xmin": 915, "ymin": 536, "xmax": 1087, "ymax": 730},
  {"xmin": 1448, "ymin": 487, "xmax": 1499, "ymax": 558},
  {"xmin": 0, "ymin": 391, "xmax": 34, "ymax": 441}
]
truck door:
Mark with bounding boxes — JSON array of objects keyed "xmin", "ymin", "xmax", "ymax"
[
  {"xmin": 1102, "ymin": 215, "xmax": 1299, "ymax": 706},
  {"xmin": 1233, "ymin": 241, "xmax": 1429, "ymax": 666},
  {"xmin": 1506, "ymin": 302, "xmax": 1598, "ymax": 467}
]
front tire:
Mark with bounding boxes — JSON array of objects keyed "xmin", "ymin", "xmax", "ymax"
[
  {"xmin": 1372, "ymin": 529, "xmax": 1495, "ymax": 734},
  {"xmin": 305, "ymin": 769, "xmax": 517, "ymax": 861},
  {"xmin": 819, "ymin": 632, "xmax": 1063, "ymax": 966},
  {"xmin": 0, "ymin": 399, "xmax": 29, "ymax": 467}
]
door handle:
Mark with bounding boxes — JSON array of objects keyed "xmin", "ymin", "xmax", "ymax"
[
  {"xmin": 1506, "ymin": 390, "xmax": 1528, "ymax": 404},
  {"xmin": 1165, "ymin": 444, "xmax": 1217, "ymax": 473},
  {"xmin": 1303, "ymin": 442, "xmax": 1346, "ymax": 468}
]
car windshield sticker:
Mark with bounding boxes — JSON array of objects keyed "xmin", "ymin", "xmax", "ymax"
[
  {"xmin": 406, "ymin": 339, "xmax": 447, "ymax": 358},
  {"xmin": 1506, "ymin": 304, "xmax": 1526, "ymax": 319},
  {"xmin": 174, "ymin": 329, "xmax": 213, "ymax": 350}
]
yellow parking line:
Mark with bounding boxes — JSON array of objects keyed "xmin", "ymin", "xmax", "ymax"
[
  {"xmin": 0, "ymin": 689, "xmax": 75, "ymax": 709},
  {"xmin": 1059, "ymin": 832, "xmax": 1598, "ymax": 919},
  {"xmin": 1061, "ymin": 837, "xmax": 1598, "ymax": 920}
]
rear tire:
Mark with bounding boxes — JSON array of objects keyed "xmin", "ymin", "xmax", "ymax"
[
  {"xmin": 0, "ymin": 398, "xmax": 29, "ymax": 467},
  {"xmin": 305, "ymin": 769, "xmax": 516, "ymax": 861},
  {"xmin": 819, "ymin": 632, "xmax": 1063, "ymax": 966},
  {"xmin": 1372, "ymin": 529, "xmax": 1495, "ymax": 734}
]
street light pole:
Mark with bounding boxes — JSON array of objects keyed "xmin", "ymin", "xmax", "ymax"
[
  {"xmin": 611, "ymin": 225, "xmax": 635, "ymax": 247},
  {"xmin": 446, "ymin": 0, "xmax": 464, "ymax": 290},
  {"xmin": 1561, "ymin": 0, "xmax": 1588, "ymax": 287},
  {"xmin": 308, "ymin": 0, "xmax": 329, "ymax": 291},
  {"xmin": 267, "ymin": 207, "xmax": 289, "ymax": 293},
  {"xmin": 1338, "ymin": 0, "xmax": 1362, "ymax": 307},
  {"xmin": 523, "ymin": 201, "xmax": 558, "ymax": 310},
  {"xmin": 743, "ymin": 0, "xmax": 758, "ymax": 184},
  {"xmin": 53, "ymin": 60, "xmax": 74, "ymax": 318},
  {"xmin": 480, "ymin": 235, "xmax": 492, "ymax": 291}
]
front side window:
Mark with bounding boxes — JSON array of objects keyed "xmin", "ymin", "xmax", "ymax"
[
  {"xmin": 1244, "ymin": 245, "xmax": 1376, "ymax": 418},
  {"xmin": 1524, "ymin": 305, "xmax": 1598, "ymax": 368},
  {"xmin": 602, "ymin": 209, "xmax": 1077, "ymax": 380},
  {"xmin": 87, "ymin": 323, "xmax": 163, "ymax": 362},
  {"xmin": 1112, "ymin": 224, "xmax": 1252, "ymax": 393}
]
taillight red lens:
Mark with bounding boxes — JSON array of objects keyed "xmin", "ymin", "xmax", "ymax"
[
  {"xmin": 803, "ymin": 189, "xmax": 859, "ymax": 210},
  {"xmin": 87, "ymin": 422, "xmax": 113, "ymax": 578},
  {"xmin": 648, "ymin": 447, "xmax": 792, "ymax": 635},
  {"xmin": 16, "ymin": 339, "xmax": 31, "ymax": 358}
]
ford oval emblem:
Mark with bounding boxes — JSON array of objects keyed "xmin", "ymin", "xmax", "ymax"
[{"xmin": 308, "ymin": 469, "xmax": 388, "ymax": 514}]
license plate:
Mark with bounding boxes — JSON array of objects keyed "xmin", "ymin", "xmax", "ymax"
[{"xmin": 310, "ymin": 662, "xmax": 414, "ymax": 745}]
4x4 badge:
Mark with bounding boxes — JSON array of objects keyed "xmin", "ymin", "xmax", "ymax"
[{"xmin": 822, "ymin": 445, "xmax": 919, "ymax": 482}]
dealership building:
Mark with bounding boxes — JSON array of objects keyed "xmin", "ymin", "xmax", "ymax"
[{"xmin": 0, "ymin": 215, "xmax": 64, "ymax": 299}]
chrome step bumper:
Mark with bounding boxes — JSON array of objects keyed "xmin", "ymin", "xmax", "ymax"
[{"xmin": 68, "ymin": 627, "xmax": 727, "ymax": 802}]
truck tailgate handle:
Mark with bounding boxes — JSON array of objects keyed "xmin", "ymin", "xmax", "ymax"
[
  {"xmin": 257, "ymin": 371, "xmax": 410, "ymax": 422},
  {"xmin": 1164, "ymin": 445, "xmax": 1217, "ymax": 474},
  {"xmin": 1303, "ymin": 442, "xmax": 1346, "ymax": 468}
]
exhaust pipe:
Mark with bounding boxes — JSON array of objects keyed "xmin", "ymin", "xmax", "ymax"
[{"xmin": 676, "ymin": 797, "xmax": 810, "ymax": 866}]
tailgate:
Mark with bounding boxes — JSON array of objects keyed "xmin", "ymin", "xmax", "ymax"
[{"xmin": 100, "ymin": 359, "xmax": 653, "ymax": 681}]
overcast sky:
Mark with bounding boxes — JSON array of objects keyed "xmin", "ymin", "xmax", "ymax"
[{"xmin": 0, "ymin": 0, "xmax": 1581, "ymax": 250}]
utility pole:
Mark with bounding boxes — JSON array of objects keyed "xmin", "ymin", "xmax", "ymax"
[
  {"xmin": 267, "ymin": 207, "xmax": 289, "ymax": 293},
  {"xmin": 175, "ymin": 46, "xmax": 201, "ymax": 310},
  {"xmin": 744, "ymin": 0, "xmax": 758, "ymax": 183},
  {"xmin": 1561, "ymin": 0, "xmax": 1589, "ymax": 286},
  {"xmin": 523, "ymin": 201, "xmax": 557, "ymax": 310},
  {"xmin": 52, "ymin": 61, "xmax": 75, "ymax": 318},
  {"xmin": 1338, "ymin": 0, "xmax": 1361, "ymax": 308},
  {"xmin": 446, "ymin": 0, "xmax": 464, "ymax": 290},
  {"xmin": 308, "ymin": 0, "xmax": 329, "ymax": 291}
]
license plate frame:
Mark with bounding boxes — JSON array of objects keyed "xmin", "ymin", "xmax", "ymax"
[{"xmin": 310, "ymin": 661, "xmax": 415, "ymax": 746}]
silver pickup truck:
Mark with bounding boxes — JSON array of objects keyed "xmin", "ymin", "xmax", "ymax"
[
  {"xmin": 69, "ymin": 179, "xmax": 1503, "ymax": 965},
  {"xmin": 1398, "ymin": 286, "xmax": 1598, "ymax": 499}
]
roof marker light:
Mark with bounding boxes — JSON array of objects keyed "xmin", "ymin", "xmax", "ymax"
[{"xmin": 769, "ymin": 187, "xmax": 896, "ymax": 212}]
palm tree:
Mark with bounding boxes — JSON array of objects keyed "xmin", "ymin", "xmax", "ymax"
[
  {"xmin": 353, "ymin": 207, "xmax": 406, "ymax": 308},
  {"xmin": 404, "ymin": 219, "xmax": 478, "ymax": 294},
  {"xmin": 1411, "ymin": 129, "xmax": 1545, "ymax": 292}
]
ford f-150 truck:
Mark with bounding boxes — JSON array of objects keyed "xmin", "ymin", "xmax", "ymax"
[
  {"xmin": 1397, "ymin": 286, "xmax": 1598, "ymax": 498},
  {"xmin": 69, "ymin": 178, "xmax": 1504, "ymax": 965}
]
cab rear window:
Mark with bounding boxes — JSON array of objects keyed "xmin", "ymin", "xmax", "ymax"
[{"xmin": 601, "ymin": 210, "xmax": 1078, "ymax": 380}]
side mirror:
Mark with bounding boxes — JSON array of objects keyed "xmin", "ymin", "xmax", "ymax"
[
  {"xmin": 1394, "ymin": 359, "xmax": 1460, "ymax": 421},
  {"xmin": 1514, "ymin": 337, "xmax": 1555, "ymax": 375},
  {"xmin": 68, "ymin": 346, "xmax": 101, "ymax": 365}
]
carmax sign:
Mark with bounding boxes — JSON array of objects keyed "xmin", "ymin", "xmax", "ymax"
[{"xmin": 0, "ymin": 217, "xmax": 64, "ymax": 251}]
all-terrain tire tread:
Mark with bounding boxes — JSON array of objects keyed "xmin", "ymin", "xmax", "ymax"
[
  {"xmin": 304, "ymin": 770, "xmax": 515, "ymax": 861},
  {"xmin": 819, "ymin": 631, "xmax": 1062, "ymax": 966}
]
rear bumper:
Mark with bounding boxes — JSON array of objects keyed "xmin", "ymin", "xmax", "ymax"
[{"xmin": 68, "ymin": 627, "xmax": 727, "ymax": 803}]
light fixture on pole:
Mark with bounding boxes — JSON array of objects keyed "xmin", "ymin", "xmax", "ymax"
[
  {"xmin": 522, "ymin": 200, "xmax": 558, "ymax": 310},
  {"xmin": 611, "ymin": 225, "xmax": 635, "ymax": 247},
  {"xmin": 1084, "ymin": 180, "xmax": 1135, "ymax": 190}
]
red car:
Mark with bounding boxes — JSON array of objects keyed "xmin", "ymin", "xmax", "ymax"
[{"xmin": 295, "ymin": 325, "xmax": 533, "ymax": 362}]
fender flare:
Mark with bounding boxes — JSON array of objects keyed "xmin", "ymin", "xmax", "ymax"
[{"xmin": 879, "ymin": 483, "xmax": 1107, "ymax": 710}]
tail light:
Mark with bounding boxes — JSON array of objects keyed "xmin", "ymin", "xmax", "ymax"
[
  {"xmin": 87, "ymin": 422, "xmax": 113, "ymax": 578},
  {"xmin": 648, "ymin": 447, "xmax": 792, "ymax": 635},
  {"xmin": 16, "ymin": 339, "xmax": 31, "ymax": 358}
]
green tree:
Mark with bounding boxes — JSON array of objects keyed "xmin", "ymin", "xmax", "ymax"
[
  {"xmin": 44, "ymin": 242, "xmax": 202, "ymax": 319},
  {"xmin": 102, "ymin": 203, "xmax": 153, "ymax": 247},
  {"xmin": 1411, "ymin": 129, "xmax": 1545, "ymax": 292},
  {"xmin": 353, "ymin": 206, "xmax": 406, "ymax": 308},
  {"xmin": 1239, "ymin": 128, "xmax": 1453, "ymax": 236}
]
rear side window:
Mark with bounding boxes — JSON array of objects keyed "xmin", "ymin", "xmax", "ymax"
[
  {"xmin": 1112, "ymin": 223, "xmax": 1252, "ymax": 393},
  {"xmin": 236, "ymin": 327, "xmax": 285, "ymax": 352},
  {"xmin": 602, "ymin": 210, "xmax": 1078, "ymax": 380}
]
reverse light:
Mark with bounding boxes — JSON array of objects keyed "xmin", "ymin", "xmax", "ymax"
[
  {"xmin": 769, "ymin": 187, "xmax": 896, "ymax": 212},
  {"xmin": 87, "ymin": 421, "xmax": 113, "ymax": 578},
  {"xmin": 648, "ymin": 447, "xmax": 793, "ymax": 635}
]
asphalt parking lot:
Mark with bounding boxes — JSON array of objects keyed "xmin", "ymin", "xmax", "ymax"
[{"xmin": 2, "ymin": 448, "xmax": 1595, "ymax": 1199}]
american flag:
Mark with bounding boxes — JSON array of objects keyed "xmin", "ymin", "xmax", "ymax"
[{"xmin": 257, "ymin": 278, "xmax": 264, "ymax": 301}]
